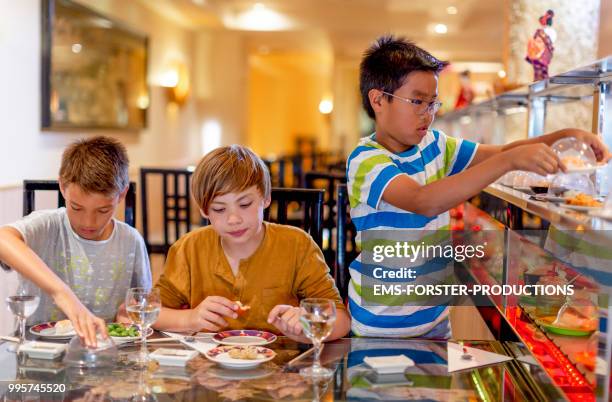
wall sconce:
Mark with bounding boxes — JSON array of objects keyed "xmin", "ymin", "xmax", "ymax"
[{"xmin": 160, "ymin": 62, "xmax": 190, "ymax": 105}]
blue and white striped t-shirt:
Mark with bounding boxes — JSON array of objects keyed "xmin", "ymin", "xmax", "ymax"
[{"xmin": 346, "ymin": 129, "xmax": 478, "ymax": 337}]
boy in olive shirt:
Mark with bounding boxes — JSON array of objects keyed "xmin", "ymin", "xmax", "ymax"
[{"xmin": 154, "ymin": 145, "xmax": 350, "ymax": 342}]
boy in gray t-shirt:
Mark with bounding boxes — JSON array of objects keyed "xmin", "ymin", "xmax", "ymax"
[
  {"xmin": 0, "ymin": 136, "xmax": 151, "ymax": 347},
  {"xmin": 6, "ymin": 208, "xmax": 151, "ymax": 325}
]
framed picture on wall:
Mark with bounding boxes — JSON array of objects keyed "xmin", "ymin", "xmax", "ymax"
[{"xmin": 41, "ymin": 0, "xmax": 149, "ymax": 130}]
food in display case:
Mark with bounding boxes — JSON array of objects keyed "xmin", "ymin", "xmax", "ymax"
[
  {"xmin": 552, "ymin": 137, "xmax": 598, "ymax": 173},
  {"xmin": 534, "ymin": 274, "xmax": 567, "ymax": 317},
  {"xmin": 565, "ymin": 193, "xmax": 603, "ymax": 208},
  {"xmin": 547, "ymin": 173, "xmax": 596, "ymax": 199}
]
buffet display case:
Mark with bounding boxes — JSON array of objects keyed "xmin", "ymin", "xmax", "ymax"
[{"xmin": 437, "ymin": 57, "xmax": 612, "ymax": 402}]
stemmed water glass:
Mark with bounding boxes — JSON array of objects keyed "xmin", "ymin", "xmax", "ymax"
[
  {"xmin": 125, "ymin": 288, "xmax": 161, "ymax": 366},
  {"xmin": 298, "ymin": 298, "xmax": 336, "ymax": 379},
  {"xmin": 5, "ymin": 276, "xmax": 40, "ymax": 352}
]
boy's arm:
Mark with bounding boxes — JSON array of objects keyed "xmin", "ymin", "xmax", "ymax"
[
  {"xmin": 384, "ymin": 143, "xmax": 561, "ymax": 217},
  {"xmin": 153, "ymin": 297, "xmax": 238, "ymax": 332},
  {"xmin": 267, "ymin": 235, "xmax": 350, "ymax": 342},
  {"xmin": 469, "ymin": 128, "xmax": 610, "ymax": 167},
  {"xmin": 0, "ymin": 227, "xmax": 107, "ymax": 347}
]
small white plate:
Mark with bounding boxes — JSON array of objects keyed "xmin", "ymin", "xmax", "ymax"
[
  {"xmin": 212, "ymin": 330, "xmax": 277, "ymax": 346},
  {"xmin": 19, "ymin": 341, "xmax": 66, "ymax": 360},
  {"xmin": 204, "ymin": 345, "xmax": 276, "ymax": 369},
  {"xmin": 534, "ymin": 194, "xmax": 567, "ymax": 203},
  {"xmin": 363, "ymin": 354, "xmax": 415, "ymax": 374},
  {"xmin": 109, "ymin": 326, "xmax": 154, "ymax": 343},
  {"xmin": 30, "ymin": 322, "xmax": 76, "ymax": 339},
  {"xmin": 564, "ymin": 166, "xmax": 600, "ymax": 174},
  {"xmin": 589, "ymin": 209, "xmax": 612, "ymax": 220},
  {"xmin": 150, "ymin": 348, "xmax": 198, "ymax": 366}
]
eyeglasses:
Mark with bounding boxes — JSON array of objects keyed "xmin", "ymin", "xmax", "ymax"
[{"xmin": 381, "ymin": 91, "xmax": 442, "ymax": 115}]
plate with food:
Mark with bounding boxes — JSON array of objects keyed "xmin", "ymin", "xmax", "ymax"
[
  {"xmin": 30, "ymin": 320, "xmax": 77, "ymax": 339},
  {"xmin": 205, "ymin": 345, "xmax": 276, "ymax": 369},
  {"xmin": 560, "ymin": 193, "xmax": 604, "ymax": 211},
  {"xmin": 536, "ymin": 318, "xmax": 595, "ymax": 337},
  {"xmin": 212, "ymin": 329, "xmax": 277, "ymax": 346},
  {"xmin": 107, "ymin": 323, "xmax": 153, "ymax": 342}
]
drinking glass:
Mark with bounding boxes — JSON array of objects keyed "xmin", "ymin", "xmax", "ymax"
[
  {"xmin": 298, "ymin": 298, "xmax": 336, "ymax": 378},
  {"xmin": 125, "ymin": 288, "xmax": 161, "ymax": 365},
  {"xmin": 5, "ymin": 277, "xmax": 40, "ymax": 351}
]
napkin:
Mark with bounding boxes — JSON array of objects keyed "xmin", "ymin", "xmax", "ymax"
[{"xmin": 447, "ymin": 342, "xmax": 512, "ymax": 373}]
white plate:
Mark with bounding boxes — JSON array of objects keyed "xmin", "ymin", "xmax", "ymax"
[
  {"xmin": 19, "ymin": 341, "xmax": 67, "ymax": 359},
  {"xmin": 564, "ymin": 166, "xmax": 600, "ymax": 174},
  {"xmin": 534, "ymin": 194, "xmax": 567, "ymax": 203},
  {"xmin": 589, "ymin": 209, "xmax": 612, "ymax": 220},
  {"xmin": 204, "ymin": 345, "xmax": 276, "ymax": 369},
  {"xmin": 212, "ymin": 330, "xmax": 277, "ymax": 346},
  {"xmin": 363, "ymin": 354, "xmax": 415, "ymax": 374},
  {"xmin": 30, "ymin": 322, "xmax": 76, "ymax": 339},
  {"xmin": 109, "ymin": 326, "xmax": 154, "ymax": 343},
  {"xmin": 559, "ymin": 204, "xmax": 603, "ymax": 212},
  {"xmin": 150, "ymin": 348, "xmax": 198, "ymax": 366}
]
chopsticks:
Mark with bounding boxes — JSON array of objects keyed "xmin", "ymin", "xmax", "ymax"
[
  {"xmin": 285, "ymin": 344, "xmax": 322, "ymax": 367},
  {"xmin": 0, "ymin": 336, "xmax": 19, "ymax": 343}
]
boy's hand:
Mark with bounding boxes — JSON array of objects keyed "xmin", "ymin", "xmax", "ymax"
[
  {"xmin": 51, "ymin": 288, "xmax": 107, "ymax": 348},
  {"xmin": 268, "ymin": 305, "xmax": 308, "ymax": 342},
  {"xmin": 505, "ymin": 143, "xmax": 565, "ymax": 176},
  {"xmin": 190, "ymin": 296, "xmax": 237, "ymax": 332},
  {"xmin": 115, "ymin": 303, "xmax": 131, "ymax": 325},
  {"xmin": 557, "ymin": 129, "xmax": 611, "ymax": 163}
]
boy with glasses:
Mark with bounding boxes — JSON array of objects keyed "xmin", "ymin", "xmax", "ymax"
[{"xmin": 347, "ymin": 35, "xmax": 610, "ymax": 338}]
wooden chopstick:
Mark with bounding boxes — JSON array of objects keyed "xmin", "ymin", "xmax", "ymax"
[{"xmin": 285, "ymin": 344, "xmax": 322, "ymax": 367}]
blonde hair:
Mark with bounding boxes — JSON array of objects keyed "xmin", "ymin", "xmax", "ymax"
[
  {"xmin": 191, "ymin": 145, "xmax": 271, "ymax": 213},
  {"xmin": 59, "ymin": 136, "xmax": 129, "ymax": 196}
]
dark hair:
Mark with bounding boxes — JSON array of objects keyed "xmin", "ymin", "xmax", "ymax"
[
  {"xmin": 60, "ymin": 136, "xmax": 129, "ymax": 196},
  {"xmin": 360, "ymin": 35, "xmax": 448, "ymax": 119}
]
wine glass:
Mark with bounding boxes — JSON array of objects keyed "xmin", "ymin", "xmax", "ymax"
[
  {"xmin": 125, "ymin": 288, "xmax": 160, "ymax": 366},
  {"xmin": 298, "ymin": 298, "xmax": 336, "ymax": 379},
  {"xmin": 5, "ymin": 277, "xmax": 40, "ymax": 352}
]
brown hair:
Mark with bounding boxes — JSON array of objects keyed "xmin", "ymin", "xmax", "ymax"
[
  {"xmin": 191, "ymin": 145, "xmax": 271, "ymax": 213},
  {"xmin": 59, "ymin": 136, "xmax": 129, "ymax": 196}
]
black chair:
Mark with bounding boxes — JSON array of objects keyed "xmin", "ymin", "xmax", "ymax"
[
  {"xmin": 265, "ymin": 187, "xmax": 324, "ymax": 248},
  {"xmin": 23, "ymin": 180, "xmax": 136, "ymax": 228},
  {"xmin": 336, "ymin": 184, "xmax": 358, "ymax": 301},
  {"xmin": 140, "ymin": 168, "xmax": 194, "ymax": 255},
  {"xmin": 304, "ymin": 171, "xmax": 347, "ymax": 267},
  {"xmin": 263, "ymin": 158, "xmax": 287, "ymax": 187}
]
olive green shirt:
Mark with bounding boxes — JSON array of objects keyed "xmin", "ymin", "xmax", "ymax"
[{"xmin": 155, "ymin": 222, "xmax": 345, "ymax": 333}]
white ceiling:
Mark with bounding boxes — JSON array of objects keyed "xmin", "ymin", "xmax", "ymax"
[{"xmin": 139, "ymin": 0, "xmax": 507, "ymax": 62}]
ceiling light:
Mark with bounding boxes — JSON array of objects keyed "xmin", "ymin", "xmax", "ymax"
[
  {"xmin": 498, "ymin": 70, "xmax": 507, "ymax": 78},
  {"xmin": 223, "ymin": 3, "xmax": 293, "ymax": 31},
  {"xmin": 446, "ymin": 6, "xmax": 458, "ymax": 15},
  {"xmin": 71, "ymin": 43, "xmax": 82, "ymax": 53},
  {"xmin": 434, "ymin": 23, "xmax": 448, "ymax": 34}
]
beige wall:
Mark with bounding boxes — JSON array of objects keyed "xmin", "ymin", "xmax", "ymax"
[
  {"xmin": 0, "ymin": 0, "xmax": 247, "ymax": 190},
  {"xmin": 246, "ymin": 50, "xmax": 332, "ymax": 158}
]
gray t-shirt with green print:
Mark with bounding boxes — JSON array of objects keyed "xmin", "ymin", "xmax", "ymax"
[{"xmin": 5, "ymin": 208, "xmax": 151, "ymax": 325}]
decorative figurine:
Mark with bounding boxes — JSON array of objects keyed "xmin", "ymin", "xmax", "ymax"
[{"xmin": 525, "ymin": 9, "xmax": 556, "ymax": 81}]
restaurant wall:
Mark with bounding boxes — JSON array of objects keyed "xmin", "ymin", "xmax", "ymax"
[
  {"xmin": 246, "ymin": 51, "xmax": 332, "ymax": 158},
  {"xmin": 0, "ymin": 0, "xmax": 247, "ymax": 334}
]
